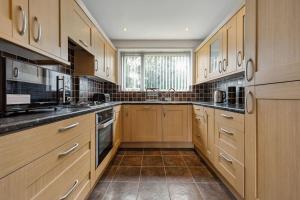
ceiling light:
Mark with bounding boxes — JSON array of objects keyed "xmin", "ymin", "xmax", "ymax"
[
  {"xmin": 123, "ymin": 27, "xmax": 127, "ymax": 32},
  {"xmin": 185, "ymin": 27, "xmax": 189, "ymax": 32}
]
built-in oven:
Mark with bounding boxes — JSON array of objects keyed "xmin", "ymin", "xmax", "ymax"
[{"xmin": 95, "ymin": 107, "xmax": 114, "ymax": 168}]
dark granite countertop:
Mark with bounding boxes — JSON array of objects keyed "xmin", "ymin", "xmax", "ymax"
[{"xmin": 0, "ymin": 101, "xmax": 244, "ymax": 135}]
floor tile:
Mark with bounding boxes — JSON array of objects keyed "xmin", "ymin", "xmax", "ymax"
[
  {"xmin": 142, "ymin": 156, "xmax": 163, "ymax": 166},
  {"xmin": 88, "ymin": 182, "xmax": 109, "ymax": 200},
  {"xmin": 189, "ymin": 167, "xmax": 216, "ymax": 182},
  {"xmin": 183, "ymin": 155, "xmax": 205, "ymax": 167},
  {"xmin": 197, "ymin": 182, "xmax": 235, "ymax": 200},
  {"xmin": 103, "ymin": 182, "xmax": 139, "ymax": 200},
  {"xmin": 137, "ymin": 182, "xmax": 170, "ymax": 200},
  {"xmin": 161, "ymin": 149, "xmax": 180, "ymax": 155},
  {"xmin": 140, "ymin": 167, "xmax": 166, "ymax": 182},
  {"xmin": 165, "ymin": 167, "xmax": 194, "ymax": 183},
  {"xmin": 120, "ymin": 156, "xmax": 143, "ymax": 166},
  {"xmin": 179, "ymin": 149, "xmax": 197, "ymax": 156},
  {"xmin": 168, "ymin": 183, "xmax": 204, "ymax": 200},
  {"xmin": 100, "ymin": 165, "xmax": 118, "ymax": 182},
  {"xmin": 117, "ymin": 149, "xmax": 126, "ymax": 155},
  {"xmin": 163, "ymin": 156, "xmax": 185, "ymax": 166},
  {"xmin": 113, "ymin": 167, "xmax": 141, "ymax": 182},
  {"xmin": 143, "ymin": 148, "xmax": 161, "ymax": 155},
  {"xmin": 124, "ymin": 148, "xmax": 144, "ymax": 155},
  {"xmin": 111, "ymin": 155, "xmax": 123, "ymax": 166}
]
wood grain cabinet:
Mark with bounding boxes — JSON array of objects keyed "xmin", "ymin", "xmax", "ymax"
[
  {"xmin": 195, "ymin": 43, "xmax": 209, "ymax": 84},
  {"xmin": 208, "ymin": 31, "xmax": 223, "ymax": 78},
  {"xmin": 113, "ymin": 106, "xmax": 122, "ymax": 146},
  {"xmin": 93, "ymin": 29, "xmax": 106, "ymax": 78},
  {"xmin": 236, "ymin": 7, "xmax": 245, "ymax": 71},
  {"xmin": 162, "ymin": 105, "xmax": 190, "ymax": 142},
  {"xmin": 245, "ymin": 0, "xmax": 300, "ymax": 86},
  {"xmin": 245, "ymin": 82, "xmax": 300, "ymax": 200},
  {"xmin": 29, "ymin": 0, "xmax": 61, "ymax": 58},
  {"xmin": 105, "ymin": 43, "xmax": 117, "ymax": 83}
]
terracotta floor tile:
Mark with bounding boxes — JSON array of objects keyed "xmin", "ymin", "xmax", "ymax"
[
  {"xmin": 111, "ymin": 155, "xmax": 123, "ymax": 166},
  {"xmin": 137, "ymin": 182, "xmax": 170, "ymax": 200},
  {"xmin": 163, "ymin": 156, "xmax": 185, "ymax": 166},
  {"xmin": 165, "ymin": 167, "xmax": 194, "ymax": 183},
  {"xmin": 88, "ymin": 182, "xmax": 109, "ymax": 200},
  {"xmin": 142, "ymin": 156, "xmax": 163, "ymax": 166},
  {"xmin": 103, "ymin": 182, "xmax": 139, "ymax": 200},
  {"xmin": 100, "ymin": 165, "xmax": 118, "ymax": 182},
  {"xmin": 113, "ymin": 167, "xmax": 141, "ymax": 182},
  {"xmin": 189, "ymin": 167, "xmax": 216, "ymax": 182},
  {"xmin": 140, "ymin": 167, "xmax": 166, "ymax": 182},
  {"xmin": 168, "ymin": 183, "xmax": 204, "ymax": 200},
  {"xmin": 120, "ymin": 156, "xmax": 143, "ymax": 166},
  {"xmin": 197, "ymin": 182, "xmax": 236, "ymax": 200},
  {"xmin": 183, "ymin": 155, "xmax": 205, "ymax": 167}
]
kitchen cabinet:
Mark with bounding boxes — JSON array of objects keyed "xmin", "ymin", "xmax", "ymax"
[
  {"xmin": 162, "ymin": 105, "xmax": 190, "ymax": 142},
  {"xmin": 113, "ymin": 106, "xmax": 122, "ymax": 146},
  {"xmin": 122, "ymin": 105, "xmax": 132, "ymax": 142},
  {"xmin": 0, "ymin": 0, "xmax": 13, "ymax": 38},
  {"xmin": 236, "ymin": 7, "xmax": 245, "ymax": 71},
  {"xmin": 245, "ymin": 0, "xmax": 300, "ymax": 86},
  {"xmin": 245, "ymin": 82, "xmax": 300, "ymax": 200},
  {"xmin": 208, "ymin": 31, "xmax": 223, "ymax": 78},
  {"xmin": 105, "ymin": 43, "xmax": 117, "ymax": 83},
  {"xmin": 222, "ymin": 15, "xmax": 237, "ymax": 74},
  {"xmin": 29, "ymin": 0, "xmax": 61, "ymax": 58},
  {"xmin": 195, "ymin": 43, "xmax": 209, "ymax": 84},
  {"xmin": 93, "ymin": 29, "xmax": 106, "ymax": 78}
]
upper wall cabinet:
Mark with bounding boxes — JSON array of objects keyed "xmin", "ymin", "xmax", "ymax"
[
  {"xmin": 29, "ymin": 0, "xmax": 61, "ymax": 58},
  {"xmin": 208, "ymin": 31, "xmax": 223, "ymax": 79},
  {"xmin": 245, "ymin": 0, "xmax": 300, "ymax": 86},
  {"xmin": 93, "ymin": 29, "xmax": 106, "ymax": 78},
  {"xmin": 0, "ymin": 0, "xmax": 29, "ymax": 45},
  {"xmin": 236, "ymin": 7, "xmax": 245, "ymax": 71},
  {"xmin": 105, "ymin": 43, "xmax": 116, "ymax": 82},
  {"xmin": 195, "ymin": 43, "xmax": 209, "ymax": 84}
]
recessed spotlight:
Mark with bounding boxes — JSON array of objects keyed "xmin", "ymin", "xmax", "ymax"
[
  {"xmin": 123, "ymin": 27, "xmax": 127, "ymax": 32},
  {"xmin": 185, "ymin": 27, "xmax": 189, "ymax": 32}
]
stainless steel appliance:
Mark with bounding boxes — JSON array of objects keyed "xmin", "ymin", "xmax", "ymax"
[
  {"xmin": 0, "ymin": 57, "xmax": 71, "ymax": 114},
  {"xmin": 214, "ymin": 90, "xmax": 226, "ymax": 103},
  {"xmin": 95, "ymin": 107, "xmax": 114, "ymax": 167},
  {"xmin": 92, "ymin": 93, "xmax": 110, "ymax": 103}
]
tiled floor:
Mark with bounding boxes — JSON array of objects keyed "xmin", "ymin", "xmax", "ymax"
[{"xmin": 88, "ymin": 148, "xmax": 235, "ymax": 200}]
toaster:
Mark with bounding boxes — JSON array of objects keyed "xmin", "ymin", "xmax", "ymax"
[{"xmin": 92, "ymin": 93, "xmax": 110, "ymax": 103}]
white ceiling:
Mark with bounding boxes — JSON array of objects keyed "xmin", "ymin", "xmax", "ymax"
[{"xmin": 82, "ymin": 0, "xmax": 244, "ymax": 40}]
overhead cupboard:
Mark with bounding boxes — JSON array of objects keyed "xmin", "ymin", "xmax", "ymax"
[
  {"xmin": 0, "ymin": 0, "xmax": 117, "ymax": 83},
  {"xmin": 195, "ymin": 6, "xmax": 245, "ymax": 84}
]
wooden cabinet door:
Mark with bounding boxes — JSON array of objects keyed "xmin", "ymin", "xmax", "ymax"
[
  {"xmin": 162, "ymin": 105, "xmax": 189, "ymax": 142},
  {"xmin": 113, "ymin": 109, "xmax": 122, "ymax": 146},
  {"xmin": 0, "ymin": 0, "xmax": 13, "ymax": 38},
  {"xmin": 236, "ymin": 7, "xmax": 245, "ymax": 71},
  {"xmin": 131, "ymin": 105, "xmax": 162, "ymax": 142},
  {"xmin": 122, "ymin": 106, "xmax": 132, "ymax": 142},
  {"xmin": 208, "ymin": 31, "xmax": 223, "ymax": 79},
  {"xmin": 222, "ymin": 15, "xmax": 237, "ymax": 74},
  {"xmin": 11, "ymin": 0, "xmax": 29, "ymax": 44},
  {"xmin": 204, "ymin": 107, "xmax": 215, "ymax": 163},
  {"xmin": 105, "ymin": 43, "xmax": 116, "ymax": 83},
  {"xmin": 193, "ymin": 111, "xmax": 207, "ymax": 155},
  {"xmin": 245, "ymin": 82, "xmax": 300, "ymax": 200},
  {"xmin": 196, "ymin": 44, "xmax": 209, "ymax": 83},
  {"xmin": 245, "ymin": 0, "xmax": 300, "ymax": 86},
  {"xmin": 93, "ymin": 30, "xmax": 106, "ymax": 78},
  {"xmin": 29, "ymin": 0, "xmax": 60, "ymax": 57}
]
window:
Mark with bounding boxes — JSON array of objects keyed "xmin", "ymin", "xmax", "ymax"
[{"xmin": 121, "ymin": 51, "xmax": 192, "ymax": 91}]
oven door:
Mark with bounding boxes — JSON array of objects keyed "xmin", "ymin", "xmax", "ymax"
[{"xmin": 96, "ymin": 118, "xmax": 114, "ymax": 167}]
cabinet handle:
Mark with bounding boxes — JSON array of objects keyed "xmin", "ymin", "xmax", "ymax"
[
  {"xmin": 106, "ymin": 66, "xmax": 109, "ymax": 77},
  {"xmin": 219, "ymin": 153, "xmax": 233, "ymax": 164},
  {"xmin": 95, "ymin": 59, "xmax": 99, "ymax": 72},
  {"xmin": 246, "ymin": 58, "xmax": 254, "ymax": 82},
  {"xmin": 33, "ymin": 16, "xmax": 42, "ymax": 42},
  {"xmin": 17, "ymin": 6, "xmax": 27, "ymax": 36},
  {"xmin": 246, "ymin": 90, "xmax": 254, "ymax": 114},
  {"xmin": 13, "ymin": 67, "xmax": 19, "ymax": 78},
  {"xmin": 79, "ymin": 39, "xmax": 88, "ymax": 48},
  {"xmin": 59, "ymin": 180, "xmax": 79, "ymax": 200},
  {"xmin": 220, "ymin": 114, "xmax": 233, "ymax": 119},
  {"xmin": 58, "ymin": 122, "xmax": 79, "ymax": 132},
  {"xmin": 237, "ymin": 51, "xmax": 242, "ymax": 67},
  {"xmin": 58, "ymin": 143, "xmax": 79, "ymax": 157},
  {"xmin": 204, "ymin": 68, "xmax": 207, "ymax": 78},
  {"xmin": 220, "ymin": 128, "xmax": 234, "ymax": 136},
  {"xmin": 223, "ymin": 59, "xmax": 227, "ymax": 71},
  {"xmin": 218, "ymin": 61, "xmax": 222, "ymax": 73}
]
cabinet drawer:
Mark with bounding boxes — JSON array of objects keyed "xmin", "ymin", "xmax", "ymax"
[
  {"xmin": 0, "ymin": 113, "xmax": 92, "ymax": 179},
  {"xmin": 214, "ymin": 146, "xmax": 244, "ymax": 197},
  {"xmin": 28, "ymin": 150, "xmax": 90, "ymax": 200},
  {"xmin": 215, "ymin": 121, "xmax": 244, "ymax": 163},
  {"xmin": 215, "ymin": 109, "xmax": 244, "ymax": 132}
]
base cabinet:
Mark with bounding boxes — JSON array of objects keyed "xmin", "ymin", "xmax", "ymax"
[{"xmin": 245, "ymin": 82, "xmax": 300, "ymax": 200}]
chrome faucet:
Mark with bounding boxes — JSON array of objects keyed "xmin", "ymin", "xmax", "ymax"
[
  {"xmin": 145, "ymin": 88, "xmax": 159, "ymax": 101},
  {"xmin": 164, "ymin": 88, "xmax": 175, "ymax": 101}
]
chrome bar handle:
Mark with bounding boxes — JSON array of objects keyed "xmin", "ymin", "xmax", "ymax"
[
  {"xmin": 17, "ymin": 6, "xmax": 27, "ymax": 36},
  {"xmin": 58, "ymin": 143, "xmax": 79, "ymax": 157},
  {"xmin": 98, "ymin": 119, "xmax": 114, "ymax": 129},
  {"xmin": 218, "ymin": 61, "xmax": 223, "ymax": 73},
  {"xmin": 59, "ymin": 180, "xmax": 79, "ymax": 200},
  {"xmin": 220, "ymin": 114, "xmax": 233, "ymax": 119},
  {"xmin": 219, "ymin": 153, "xmax": 233, "ymax": 164},
  {"xmin": 79, "ymin": 39, "xmax": 88, "ymax": 48},
  {"xmin": 95, "ymin": 59, "xmax": 99, "ymax": 72},
  {"xmin": 220, "ymin": 128, "xmax": 234, "ymax": 136},
  {"xmin": 246, "ymin": 90, "xmax": 254, "ymax": 114},
  {"xmin": 59, "ymin": 122, "xmax": 79, "ymax": 132},
  {"xmin": 246, "ymin": 59, "xmax": 254, "ymax": 81},
  {"xmin": 237, "ymin": 51, "xmax": 242, "ymax": 67},
  {"xmin": 204, "ymin": 68, "xmax": 207, "ymax": 78},
  {"xmin": 33, "ymin": 16, "xmax": 42, "ymax": 42},
  {"xmin": 223, "ymin": 58, "xmax": 227, "ymax": 71}
]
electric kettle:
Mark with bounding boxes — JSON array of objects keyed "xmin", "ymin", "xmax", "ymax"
[{"xmin": 214, "ymin": 90, "xmax": 226, "ymax": 103}]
